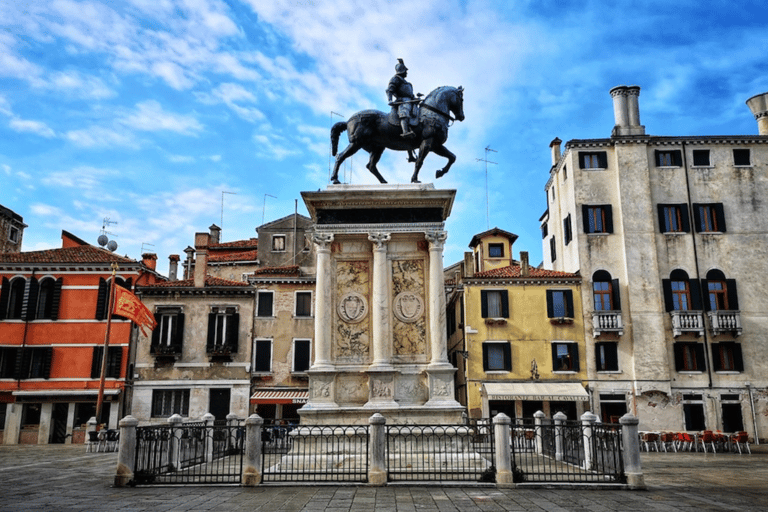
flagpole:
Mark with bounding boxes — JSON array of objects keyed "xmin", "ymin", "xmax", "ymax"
[{"xmin": 96, "ymin": 262, "xmax": 118, "ymax": 428}]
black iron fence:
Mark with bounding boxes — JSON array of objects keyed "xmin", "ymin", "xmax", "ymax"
[
  {"xmin": 133, "ymin": 423, "xmax": 244, "ymax": 485},
  {"xmin": 261, "ymin": 423, "xmax": 369, "ymax": 483}
]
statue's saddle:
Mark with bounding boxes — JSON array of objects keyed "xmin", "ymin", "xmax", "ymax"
[{"xmin": 387, "ymin": 105, "xmax": 420, "ymax": 127}]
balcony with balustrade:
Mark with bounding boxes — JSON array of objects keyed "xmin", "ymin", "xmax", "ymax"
[
  {"xmin": 592, "ymin": 311, "xmax": 623, "ymax": 337},
  {"xmin": 707, "ymin": 310, "xmax": 742, "ymax": 337},
  {"xmin": 670, "ymin": 311, "xmax": 705, "ymax": 337}
]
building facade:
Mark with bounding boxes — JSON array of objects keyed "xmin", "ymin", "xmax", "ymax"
[
  {"xmin": 448, "ymin": 228, "xmax": 588, "ymax": 422},
  {"xmin": 0, "ymin": 231, "xmax": 162, "ymax": 444},
  {"xmin": 541, "ymin": 86, "xmax": 768, "ymax": 439},
  {"xmin": 0, "ymin": 204, "xmax": 26, "ymax": 254}
]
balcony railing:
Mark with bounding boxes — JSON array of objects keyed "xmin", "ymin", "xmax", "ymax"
[
  {"xmin": 707, "ymin": 310, "xmax": 742, "ymax": 337},
  {"xmin": 592, "ymin": 311, "xmax": 623, "ymax": 337},
  {"xmin": 670, "ymin": 310, "xmax": 704, "ymax": 337}
]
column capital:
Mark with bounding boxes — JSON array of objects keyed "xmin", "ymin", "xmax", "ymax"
[
  {"xmin": 368, "ymin": 232, "xmax": 391, "ymax": 250},
  {"xmin": 425, "ymin": 230, "xmax": 447, "ymax": 249},
  {"xmin": 312, "ymin": 232, "xmax": 334, "ymax": 249}
]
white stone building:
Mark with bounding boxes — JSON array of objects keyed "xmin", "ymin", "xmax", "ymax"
[{"xmin": 540, "ymin": 86, "xmax": 768, "ymax": 440}]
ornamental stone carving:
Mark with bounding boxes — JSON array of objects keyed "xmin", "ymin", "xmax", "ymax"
[
  {"xmin": 393, "ymin": 291, "xmax": 424, "ymax": 323},
  {"xmin": 425, "ymin": 230, "xmax": 448, "ymax": 249},
  {"xmin": 368, "ymin": 232, "xmax": 391, "ymax": 249},
  {"xmin": 337, "ymin": 291, "xmax": 368, "ymax": 324},
  {"xmin": 311, "ymin": 232, "xmax": 334, "ymax": 248}
]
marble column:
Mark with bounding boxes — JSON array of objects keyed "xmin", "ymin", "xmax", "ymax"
[
  {"xmin": 311, "ymin": 232, "xmax": 334, "ymax": 370},
  {"xmin": 368, "ymin": 232, "xmax": 392, "ymax": 370}
]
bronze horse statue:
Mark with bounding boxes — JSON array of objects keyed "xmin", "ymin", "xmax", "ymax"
[{"xmin": 330, "ymin": 86, "xmax": 464, "ymax": 184}]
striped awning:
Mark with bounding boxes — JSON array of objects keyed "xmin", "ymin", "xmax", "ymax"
[
  {"xmin": 250, "ymin": 389, "xmax": 308, "ymax": 404},
  {"xmin": 483, "ymin": 382, "xmax": 589, "ymax": 402}
]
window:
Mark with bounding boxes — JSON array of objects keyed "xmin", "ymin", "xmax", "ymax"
[
  {"xmin": 206, "ymin": 306, "xmax": 239, "ymax": 353},
  {"xmin": 682, "ymin": 394, "xmax": 705, "ymax": 431},
  {"xmin": 292, "ymin": 339, "xmax": 311, "ymax": 373},
  {"xmin": 91, "ymin": 346, "xmax": 123, "ymax": 379},
  {"xmin": 8, "ymin": 225, "xmax": 20, "ymax": 244},
  {"xmin": 655, "ymin": 149, "xmax": 682, "ymax": 167},
  {"xmin": 563, "ymin": 165, "xmax": 567, "ymax": 180},
  {"xmin": 711, "ymin": 342, "xmax": 743, "ymax": 372},
  {"xmin": 733, "ymin": 148, "xmax": 751, "ymax": 166},
  {"xmin": 546, "ymin": 289, "xmax": 574, "ymax": 319},
  {"xmin": 482, "ymin": 342, "xmax": 511, "ymax": 372},
  {"xmin": 657, "ymin": 204, "xmax": 690, "ymax": 233},
  {"xmin": 592, "ymin": 270, "xmax": 620, "ymax": 311},
  {"xmin": 34, "ymin": 278, "xmax": 62, "ymax": 320},
  {"xmin": 0, "ymin": 347, "xmax": 18, "ymax": 378},
  {"xmin": 272, "ymin": 235, "xmax": 286, "ymax": 252},
  {"xmin": 17, "ymin": 347, "xmax": 53, "ymax": 379},
  {"xmin": 295, "ymin": 291, "xmax": 312, "ymax": 317},
  {"xmin": 702, "ymin": 269, "xmax": 739, "ymax": 311},
  {"xmin": 551, "ymin": 187, "xmax": 555, "ymax": 201},
  {"xmin": 579, "ymin": 151, "xmax": 608, "ymax": 169},
  {"xmin": 0, "ymin": 277, "xmax": 26, "ymax": 320},
  {"xmin": 151, "ymin": 389, "xmax": 190, "ymax": 418},
  {"xmin": 674, "ymin": 342, "xmax": 705, "ymax": 372},
  {"xmin": 563, "ymin": 214, "xmax": 572, "ymax": 245},
  {"xmin": 549, "ymin": 236, "xmax": 556, "ymax": 262},
  {"xmin": 552, "ymin": 342, "xmax": 579, "ymax": 372},
  {"xmin": 693, "ymin": 203, "xmax": 726, "ymax": 233},
  {"xmin": 95, "ymin": 277, "xmax": 132, "ymax": 320},
  {"xmin": 663, "ymin": 270, "xmax": 702, "ymax": 312},
  {"xmin": 595, "ymin": 342, "xmax": 618, "ymax": 372},
  {"xmin": 253, "ymin": 339, "xmax": 272, "ymax": 373},
  {"xmin": 488, "ymin": 243, "xmax": 504, "ymax": 258},
  {"xmin": 257, "ymin": 291, "xmax": 274, "ymax": 317},
  {"xmin": 151, "ymin": 308, "xmax": 184, "ymax": 354},
  {"xmin": 692, "ymin": 149, "xmax": 711, "ymax": 167},
  {"xmin": 481, "ymin": 290, "xmax": 509, "ymax": 318},
  {"xmin": 541, "ymin": 222, "xmax": 548, "ymax": 239},
  {"xmin": 582, "ymin": 205, "xmax": 613, "ymax": 234}
]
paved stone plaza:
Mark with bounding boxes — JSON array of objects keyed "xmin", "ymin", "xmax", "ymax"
[{"xmin": 1, "ymin": 444, "xmax": 767, "ymax": 511}]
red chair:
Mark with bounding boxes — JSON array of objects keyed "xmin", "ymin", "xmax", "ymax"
[
  {"xmin": 698, "ymin": 430, "xmax": 717, "ymax": 453},
  {"xmin": 674, "ymin": 432, "xmax": 694, "ymax": 451},
  {"xmin": 660, "ymin": 432, "xmax": 677, "ymax": 452},
  {"xmin": 641, "ymin": 432, "xmax": 660, "ymax": 452},
  {"xmin": 730, "ymin": 431, "xmax": 751, "ymax": 454}
]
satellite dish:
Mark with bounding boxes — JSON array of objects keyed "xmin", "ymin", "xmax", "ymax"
[
  {"xmin": 97, "ymin": 234, "xmax": 109, "ymax": 247},
  {"xmin": 107, "ymin": 240, "xmax": 118, "ymax": 252}
]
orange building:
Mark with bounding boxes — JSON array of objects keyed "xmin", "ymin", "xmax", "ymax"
[{"xmin": 0, "ymin": 231, "xmax": 163, "ymax": 444}]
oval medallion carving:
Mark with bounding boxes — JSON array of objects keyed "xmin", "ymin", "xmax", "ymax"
[
  {"xmin": 337, "ymin": 292, "xmax": 368, "ymax": 323},
  {"xmin": 393, "ymin": 291, "xmax": 424, "ymax": 323}
]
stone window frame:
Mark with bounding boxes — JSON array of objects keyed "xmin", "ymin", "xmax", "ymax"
[
  {"xmin": 551, "ymin": 340, "xmax": 579, "ymax": 373},
  {"xmin": 482, "ymin": 340, "xmax": 511, "ymax": 373},
  {"xmin": 294, "ymin": 290, "xmax": 313, "ymax": 318},
  {"xmin": 256, "ymin": 290, "xmax": 275, "ymax": 318},
  {"xmin": 252, "ymin": 338, "xmax": 273, "ymax": 374},
  {"xmin": 292, "ymin": 338, "xmax": 311, "ymax": 374},
  {"xmin": 272, "ymin": 234, "xmax": 286, "ymax": 252}
]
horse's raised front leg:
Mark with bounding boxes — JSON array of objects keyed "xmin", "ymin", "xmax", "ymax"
[
  {"xmin": 366, "ymin": 147, "xmax": 387, "ymax": 183},
  {"xmin": 411, "ymin": 139, "xmax": 433, "ymax": 183},
  {"xmin": 331, "ymin": 142, "xmax": 362, "ymax": 184},
  {"xmin": 432, "ymin": 144, "xmax": 456, "ymax": 179}
]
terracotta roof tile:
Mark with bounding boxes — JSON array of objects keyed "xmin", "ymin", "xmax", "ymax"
[
  {"xmin": 209, "ymin": 250, "xmax": 259, "ymax": 263},
  {"xmin": 251, "ymin": 265, "xmax": 301, "ymax": 277},
  {"xmin": 210, "ymin": 238, "xmax": 258, "ymax": 250},
  {"xmin": 141, "ymin": 275, "xmax": 250, "ymax": 288},
  {"xmin": 474, "ymin": 265, "xmax": 579, "ymax": 279},
  {"xmin": 0, "ymin": 246, "xmax": 135, "ymax": 264}
]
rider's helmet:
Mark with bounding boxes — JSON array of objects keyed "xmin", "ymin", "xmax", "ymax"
[{"xmin": 395, "ymin": 58, "xmax": 408, "ymax": 75}]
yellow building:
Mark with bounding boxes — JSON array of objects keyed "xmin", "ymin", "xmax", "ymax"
[{"xmin": 447, "ymin": 228, "xmax": 588, "ymax": 421}]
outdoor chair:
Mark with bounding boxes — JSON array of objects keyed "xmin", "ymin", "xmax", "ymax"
[
  {"xmin": 641, "ymin": 432, "xmax": 660, "ymax": 452},
  {"xmin": 698, "ymin": 430, "xmax": 717, "ymax": 453},
  {"xmin": 105, "ymin": 429, "xmax": 119, "ymax": 452},
  {"xmin": 674, "ymin": 432, "xmax": 694, "ymax": 451},
  {"xmin": 730, "ymin": 431, "xmax": 751, "ymax": 454},
  {"xmin": 660, "ymin": 432, "xmax": 677, "ymax": 452},
  {"xmin": 86, "ymin": 431, "xmax": 100, "ymax": 452}
]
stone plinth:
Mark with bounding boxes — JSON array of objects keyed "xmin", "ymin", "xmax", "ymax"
[{"xmin": 300, "ymin": 184, "xmax": 464, "ymax": 425}]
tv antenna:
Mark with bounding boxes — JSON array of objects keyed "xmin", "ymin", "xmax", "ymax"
[
  {"xmin": 262, "ymin": 194, "xmax": 277, "ymax": 226},
  {"xmin": 476, "ymin": 146, "xmax": 497, "ymax": 229},
  {"xmin": 97, "ymin": 217, "xmax": 119, "ymax": 252},
  {"xmin": 221, "ymin": 191, "xmax": 237, "ymax": 234}
]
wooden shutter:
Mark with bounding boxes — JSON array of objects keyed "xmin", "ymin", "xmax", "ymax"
[
  {"xmin": 673, "ymin": 343, "xmax": 684, "ymax": 371},
  {"xmin": 700, "ymin": 279, "xmax": 711, "ymax": 311},
  {"xmin": 502, "ymin": 343, "xmax": 512, "ymax": 371},
  {"xmin": 565, "ymin": 290, "xmax": 574, "ymax": 318},
  {"xmin": 582, "ymin": 205, "xmax": 590, "ymax": 233},
  {"xmin": 173, "ymin": 313, "xmax": 185, "ymax": 351},
  {"xmin": 715, "ymin": 203, "xmax": 727, "ymax": 232},
  {"xmin": 598, "ymin": 152, "xmax": 608, "ymax": 169},
  {"xmin": 95, "ymin": 278, "xmax": 108, "ymax": 320},
  {"xmin": 689, "ymin": 280, "xmax": 703, "ymax": 310},
  {"xmin": 500, "ymin": 290, "xmax": 509, "ymax": 318},
  {"xmin": 732, "ymin": 343, "xmax": 744, "ymax": 372},
  {"xmin": 91, "ymin": 347, "xmax": 103, "ymax": 379},
  {"xmin": 226, "ymin": 313, "xmax": 239, "ymax": 352},
  {"xmin": 206, "ymin": 313, "xmax": 216, "ymax": 352},
  {"xmin": 480, "ymin": 290, "xmax": 489, "ymax": 318},
  {"xmin": 726, "ymin": 280, "xmax": 739, "ymax": 310},
  {"xmin": 0, "ymin": 277, "xmax": 9, "ymax": 320},
  {"xmin": 711, "ymin": 343, "xmax": 722, "ymax": 371},
  {"xmin": 108, "ymin": 347, "xmax": 122, "ymax": 378},
  {"xmin": 49, "ymin": 278, "xmax": 63, "ymax": 320},
  {"xmin": 22, "ymin": 277, "xmax": 39, "ymax": 321},
  {"xmin": 603, "ymin": 205, "xmax": 614, "ymax": 233},
  {"xmin": 294, "ymin": 339, "xmax": 310, "ymax": 372},
  {"xmin": 255, "ymin": 340, "xmax": 272, "ymax": 372},
  {"xmin": 662, "ymin": 280, "xmax": 674, "ymax": 312},
  {"xmin": 570, "ymin": 345, "xmax": 580, "ymax": 372},
  {"xmin": 40, "ymin": 347, "xmax": 53, "ymax": 379},
  {"xmin": 680, "ymin": 204, "xmax": 691, "ymax": 233},
  {"xmin": 151, "ymin": 313, "xmax": 162, "ymax": 351},
  {"xmin": 546, "ymin": 290, "xmax": 554, "ymax": 318},
  {"xmin": 482, "ymin": 343, "xmax": 490, "ymax": 372},
  {"xmin": 694, "ymin": 343, "xmax": 706, "ymax": 371},
  {"xmin": 611, "ymin": 279, "xmax": 621, "ymax": 310}
]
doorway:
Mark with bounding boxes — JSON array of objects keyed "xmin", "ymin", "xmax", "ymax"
[
  {"xmin": 209, "ymin": 388, "xmax": 230, "ymax": 421},
  {"xmin": 50, "ymin": 403, "xmax": 69, "ymax": 443}
]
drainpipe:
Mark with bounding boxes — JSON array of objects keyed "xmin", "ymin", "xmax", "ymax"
[
  {"xmin": 745, "ymin": 382, "xmax": 759, "ymax": 444},
  {"xmin": 681, "ymin": 142, "xmax": 714, "ymax": 390}
]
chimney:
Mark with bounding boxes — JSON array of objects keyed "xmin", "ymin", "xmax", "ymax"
[
  {"xmin": 194, "ymin": 233, "xmax": 210, "ymax": 288},
  {"xmin": 168, "ymin": 254, "xmax": 180, "ymax": 281},
  {"xmin": 746, "ymin": 92, "xmax": 768, "ymax": 135},
  {"xmin": 209, "ymin": 224, "xmax": 221, "ymax": 245},
  {"xmin": 520, "ymin": 251, "xmax": 530, "ymax": 277},
  {"xmin": 141, "ymin": 253, "xmax": 157, "ymax": 271},
  {"xmin": 183, "ymin": 246, "xmax": 195, "ymax": 280},
  {"xmin": 463, "ymin": 251, "xmax": 474, "ymax": 278},
  {"xmin": 610, "ymin": 85, "xmax": 645, "ymax": 136},
  {"xmin": 549, "ymin": 137, "xmax": 562, "ymax": 165}
]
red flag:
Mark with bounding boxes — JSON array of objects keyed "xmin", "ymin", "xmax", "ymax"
[{"xmin": 113, "ymin": 286, "xmax": 157, "ymax": 336}]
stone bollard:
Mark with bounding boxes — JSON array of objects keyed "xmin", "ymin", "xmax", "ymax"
[
  {"xmin": 580, "ymin": 411, "xmax": 597, "ymax": 471},
  {"xmin": 553, "ymin": 411, "xmax": 567, "ymax": 462},
  {"xmin": 226, "ymin": 413, "xmax": 239, "ymax": 451},
  {"xmin": 86, "ymin": 417, "xmax": 98, "ymax": 452},
  {"xmin": 533, "ymin": 410, "xmax": 545, "ymax": 454},
  {"xmin": 167, "ymin": 414, "xmax": 183, "ymax": 471},
  {"xmin": 114, "ymin": 415, "xmax": 138, "ymax": 487},
  {"xmin": 368, "ymin": 413, "xmax": 387, "ymax": 486},
  {"xmin": 493, "ymin": 413, "xmax": 515, "ymax": 488},
  {"xmin": 203, "ymin": 413, "xmax": 215, "ymax": 463},
  {"xmin": 242, "ymin": 414, "xmax": 263, "ymax": 486},
  {"xmin": 620, "ymin": 413, "xmax": 646, "ymax": 490}
]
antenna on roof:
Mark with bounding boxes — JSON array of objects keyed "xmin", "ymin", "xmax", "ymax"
[
  {"xmin": 98, "ymin": 218, "xmax": 118, "ymax": 252},
  {"xmin": 476, "ymin": 146, "xmax": 497, "ymax": 230},
  {"xmin": 262, "ymin": 194, "xmax": 276, "ymax": 226},
  {"xmin": 221, "ymin": 191, "xmax": 237, "ymax": 236},
  {"xmin": 141, "ymin": 242, "xmax": 155, "ymax": 254}
]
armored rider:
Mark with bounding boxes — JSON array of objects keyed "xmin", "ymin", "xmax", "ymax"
[{"xmin": 387, "ymin": 58, "xmax": 421, "ymax": 139}]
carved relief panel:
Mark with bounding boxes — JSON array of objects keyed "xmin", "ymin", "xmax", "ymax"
[
  {"xmin": 391, "ymin": 259, "xmax": 427, "ymax": 360},
  {"xmin": 334, "ymin": 260, "xmax": 371, "ymax": 364}
]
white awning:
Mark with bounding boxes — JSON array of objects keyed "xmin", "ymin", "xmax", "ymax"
[
  {"xmin": 483, "ymin": 382, "xmax": 589, "ymax": 402},
  {"xmin": 250, "ymin": 389, "xmax": 308, "ymax": 404}
]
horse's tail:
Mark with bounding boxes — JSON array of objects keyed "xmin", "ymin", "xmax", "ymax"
[{"xmin": 331, "ymin": 121, "xmax": 347, "ymax": 156}]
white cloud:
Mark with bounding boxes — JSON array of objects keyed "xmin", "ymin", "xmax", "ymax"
[
  {"xmin": 168, "ymin": 154, "xmax": 195, "ymax": 163},
  {"xmin": 121, "ymin": 100, "xmax": 203, "ymax": 134},
  {"xmin": 48, "ymin": 70, "xmax": 115, "ymax": 99},
  {"xmin": 8, "ymin": 118, "xmax": 56, "ymax": 138},
  {"xmin": 65, "ymin": 126, "xmax": 137, "ymax": 148}
]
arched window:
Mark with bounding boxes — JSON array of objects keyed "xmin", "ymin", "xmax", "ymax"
[
  {"xmin": 592, "ymin": 270, "xmax": 620, "ymax": 311},
  {"xmin": 663, "ymin": 269, "xmax": 702, "ymax": 312},
  {"xmin": 703, "ymin": 269, "xmax": 739, "ymax": 311},
  {"xmin": 35, "ymin": 277, "xmax": 62, "ymax": 320},
  {"xmin": 3, "ymin": 277, "xmax": 26, "ymax": 319},
  {"xmin": 95, "ymin": 276, "xmax": 133, "ymax": 320}
]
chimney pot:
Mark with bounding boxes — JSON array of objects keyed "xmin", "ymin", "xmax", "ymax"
[
  {"xmin": 141, "ymin": 253, "xmax": 157, "ymax": 271},
  {"xmin": 168, "ymin": 254, "xmax": 180, "ymax": 281},
  {"xmin": 521, "ymin": 251, "xmax": 530, "ymax": 277},
  {"xmin": 746, "ymin": 92, "xmax": 768, "ymax": 135},
  {"xmin": 193, "ymin": 233, "xmax": 210, "ymax": 288},
  {"xmin": 209, "ymin": 224, "xmax": 221, "ymax": 245},
  {"xmin": 549, "ymin": 137, "xmax": 562, "ymax": 165}
]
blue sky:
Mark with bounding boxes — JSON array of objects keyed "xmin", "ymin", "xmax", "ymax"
[{"xmin": 2, "ymin": 0, "xmax": 768, "ymax": 274}]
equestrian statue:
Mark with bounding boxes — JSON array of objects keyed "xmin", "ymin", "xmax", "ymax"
[{"xmin": 331, "ymin": 58, "xmax": 464, "ymax": 184}]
